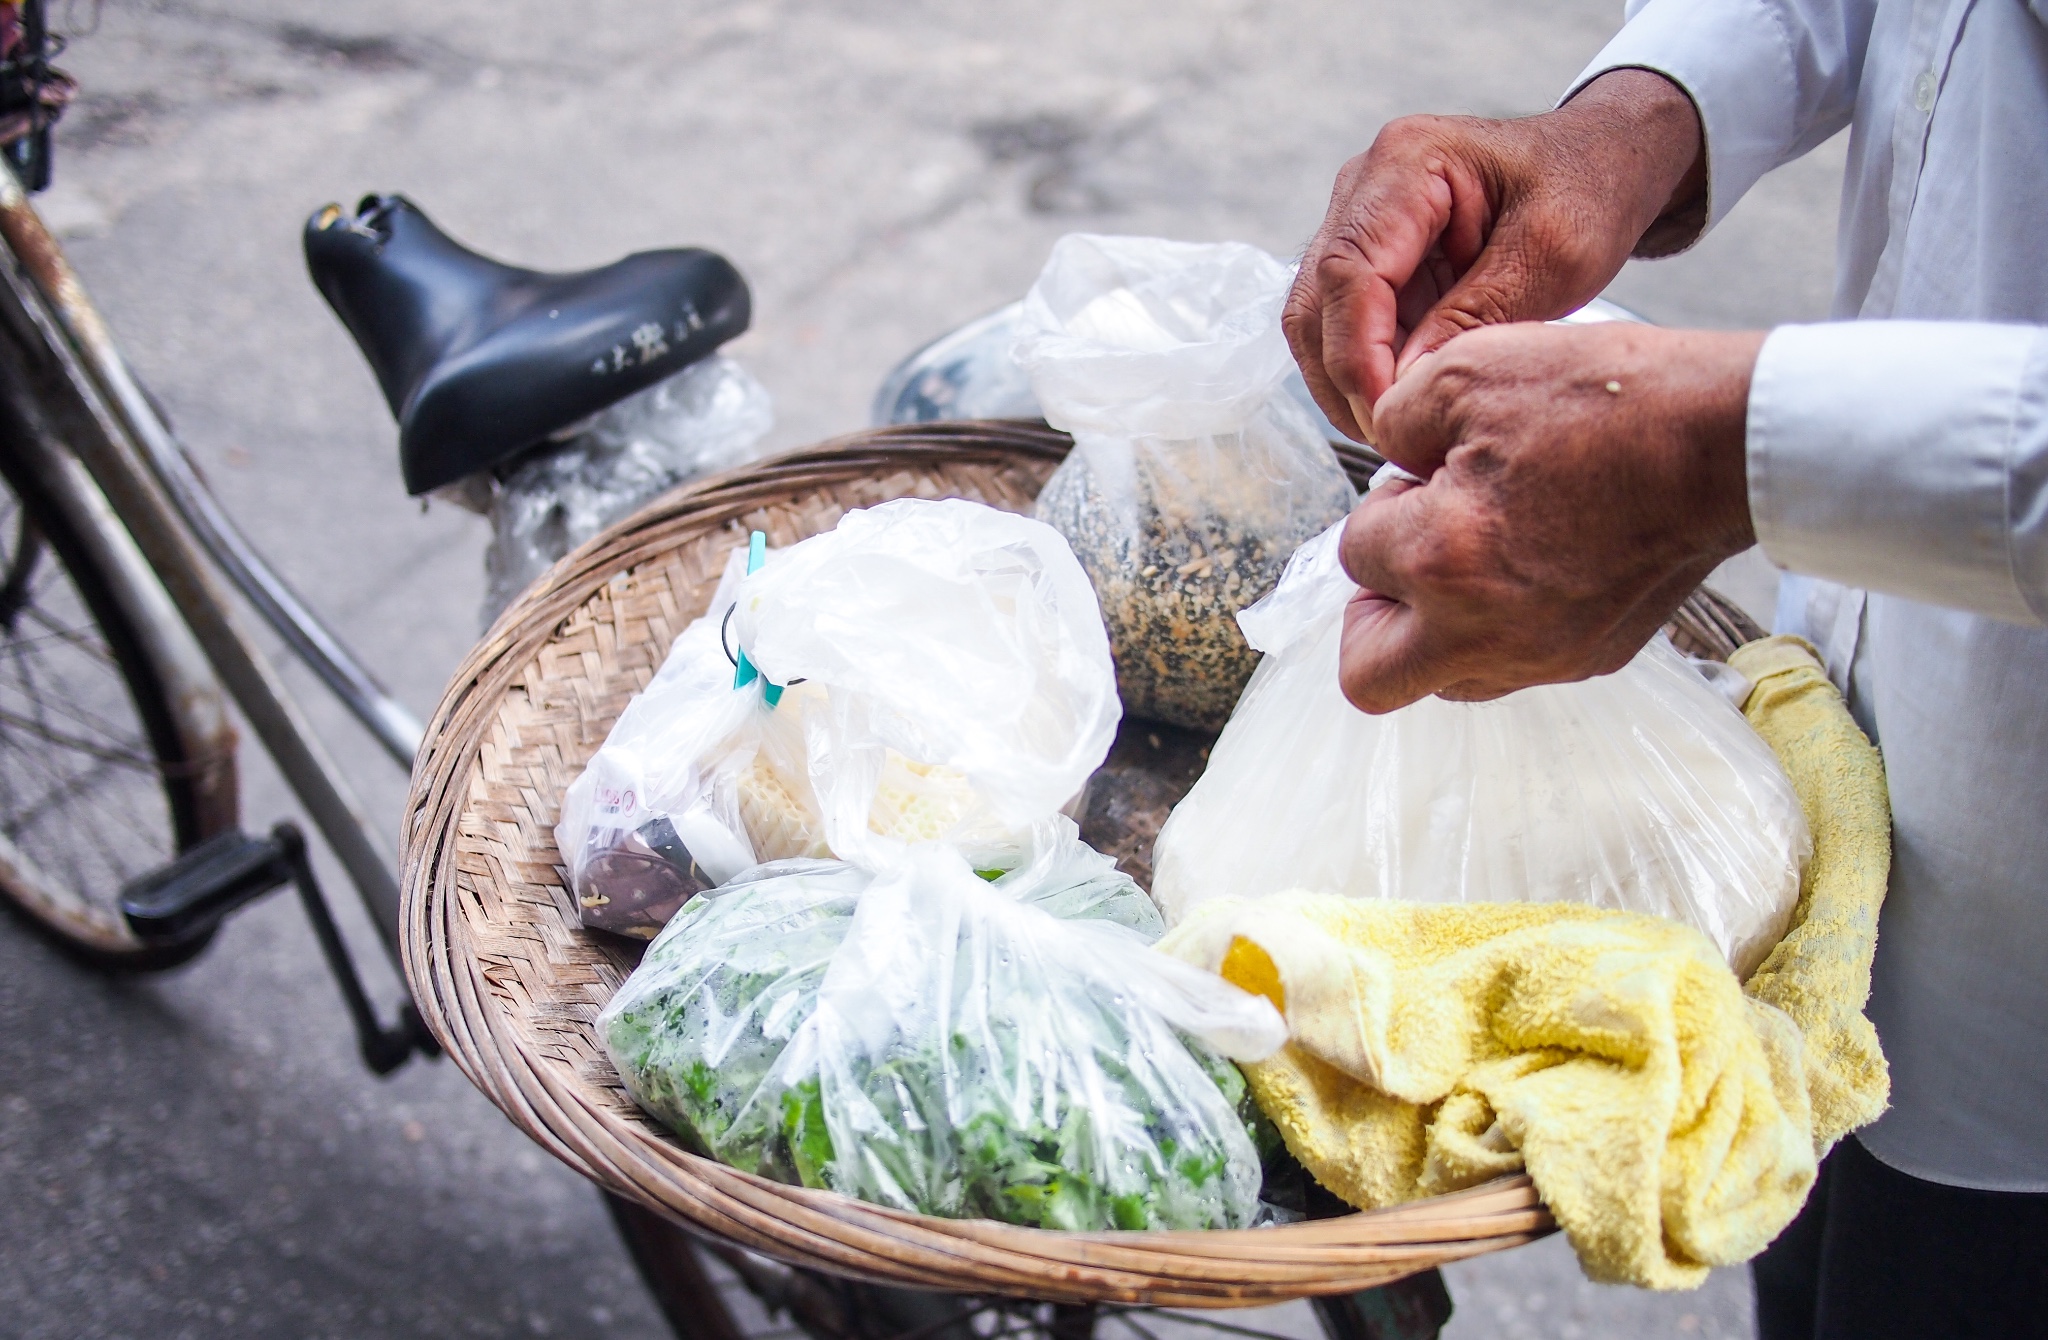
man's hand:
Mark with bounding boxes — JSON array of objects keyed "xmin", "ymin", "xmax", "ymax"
[
  {"xmin": 1284, "ymin": 69, "xmax": 1705, "ymax": 442},
  {"xmin": 1336, "ymin": 321, "xmax": 1764, "ymax": 713}
]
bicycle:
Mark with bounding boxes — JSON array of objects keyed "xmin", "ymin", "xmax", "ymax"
[{"xmin": 0, "ymin": 8, "xmax": 1716, "ymax": 1336}]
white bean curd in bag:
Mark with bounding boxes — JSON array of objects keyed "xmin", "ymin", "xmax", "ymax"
[{"xmin": 1150, "ymin": 522, "xmax": 1812, "ymax": 979}]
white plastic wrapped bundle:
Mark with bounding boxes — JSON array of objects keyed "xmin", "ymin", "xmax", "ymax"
[
  {"xmin": 1150, "ymin": 522, "xmax": 1812, "ymax": 979},
  {"xmin": 555, "ymin": 497, "xmax": 1124, "ymax": 934},
  {"xmin": 551, "ymin": 548, "xmax": 811, "ymax": 936},
  {"xmin": 731, "ymin": 496, "xmax": 1122, "ymax": 866}
]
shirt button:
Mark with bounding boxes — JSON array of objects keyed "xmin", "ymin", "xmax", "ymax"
[{"xmin": 1913, "ymin": 70, "xmax": 1938, "ymax": 112}]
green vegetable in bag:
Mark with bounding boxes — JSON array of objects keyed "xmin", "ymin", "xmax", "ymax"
[{"xmin": 601, "ymin": 827, "xmax": 1284, "ymax": 1230}]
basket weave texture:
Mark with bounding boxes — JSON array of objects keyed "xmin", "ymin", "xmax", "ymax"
[{"xmin": 401, "ymin": 421, "xmax": 1756, "ymax": 1306}]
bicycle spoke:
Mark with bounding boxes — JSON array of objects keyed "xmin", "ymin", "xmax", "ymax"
[
  {"xmin": 1, "ymin": 732, "xmax": 113, "ymax": 885},
  {"xmin": 5, "ymin": 747, "xmax": 131, "ymax": 839},
  {"xmin": 0, "ymin": 649, "xmax": 150, "ymax": 794},
  {"xmin": 0, "ymin": 701, "xmax": 159, "ymax": 766},
  {"xmin": 18, "ymin": 721, "xmax": 167, "ymax": 856},
  {"xmin": 0, "ymin": 586, "xmax": 153, "ymax": 761},
  {"xmin": 0, "ymin": 504, "xmax": 179, "ymax": 921},
  {"xmin": 0, "ymin": 612, "xmax": 123, "ymax": 663},
  {"xmin": 6, "ymin": 613, "xmax": 141, "ymax": 739}
]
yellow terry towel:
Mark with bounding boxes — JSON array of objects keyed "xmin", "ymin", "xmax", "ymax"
[{"xmin": 1155, "ymin": 636, "xmax": 1891, "ymax": 1289}]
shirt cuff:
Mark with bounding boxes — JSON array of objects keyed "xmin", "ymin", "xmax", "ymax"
[
  {"xmin": 1747, "ymin": 322, "xmax": 2048, "ymax": 626},
  {"xmin": 1564, "ymin": 0, "xmax": 1803, "ymax": 241}
]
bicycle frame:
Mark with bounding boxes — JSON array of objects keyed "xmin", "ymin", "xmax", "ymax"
[{"xmin": 0, "ymin": 160, "xmax": 414, "ymax": 962}]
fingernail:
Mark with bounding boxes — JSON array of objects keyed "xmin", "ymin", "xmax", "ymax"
[{"xmin": 1399, "ymin": 348, "xmax": 1437, "ymax": 375}]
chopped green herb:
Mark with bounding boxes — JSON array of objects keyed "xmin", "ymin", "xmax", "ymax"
[{"xmin": 601, "ymin": 852, "xmax": 1265, "ymax": 1231}]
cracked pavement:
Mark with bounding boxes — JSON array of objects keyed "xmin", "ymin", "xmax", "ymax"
[{"xmin": 0, "ymin": 2, "xmax": 1842, "ymax": 1337}]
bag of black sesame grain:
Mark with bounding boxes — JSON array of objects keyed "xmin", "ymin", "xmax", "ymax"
[{"xmin": 1015, "ymin": 234, "xmax": 1356, "ymax": 732}]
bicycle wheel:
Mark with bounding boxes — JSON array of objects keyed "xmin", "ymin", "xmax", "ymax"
[{"xmin": 0, "ymin": 437, "xmax": 233, "ymax": 968}]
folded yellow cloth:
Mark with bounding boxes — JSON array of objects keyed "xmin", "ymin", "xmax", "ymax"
[{"xmin": 1155, "ymin": 636, "xmax": 1891, "ymax": 1289}]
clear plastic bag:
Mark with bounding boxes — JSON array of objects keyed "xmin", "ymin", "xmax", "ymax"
[
  {"xmin": 478, "ymin": 355, "xmax": 773, "ymax": 626},
  {"xmin": 1150, "ymin": 522, "xmax": 1812, "ymax": 979},
  {"xmin": 552, "ymin": 548, "xmax": 813, "ymax": 936},
  {"xmin": 1015, "ymin": 234, "xmax": 1357, "ymax": 730},
  {"xmin": 729, "ymin": 497, "xmax": 1122, "ymax": 866},
  {"xmin": 556, "ymin": 498, "xmax": 1124, "ymax": 935},
  {"xmin": 582, "ymin": 497, "xmax": 1287, "ymax": 1225},
  {"xmin": 599, "ymin": 821, "xmax": 1286, "ymax": 1229},
  {"xmin": 870, "ymin": 297, "xmax": 1359, "ymax": 447}
]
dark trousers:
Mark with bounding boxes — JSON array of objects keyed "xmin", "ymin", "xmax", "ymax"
[{"xmin": 1753, "ymin": 1134, "xmax": 2048, "ymax": 1340}]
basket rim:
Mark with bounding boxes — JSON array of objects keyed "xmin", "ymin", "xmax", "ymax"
[{"xmin": 399, "ymin": 420, "xmax": 1585, "ymax": 1303}]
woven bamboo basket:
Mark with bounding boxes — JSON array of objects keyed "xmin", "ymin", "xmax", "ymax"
[{"xmin": 399, "ymin": 419, "xmax": 1763, "ymax": 1307}]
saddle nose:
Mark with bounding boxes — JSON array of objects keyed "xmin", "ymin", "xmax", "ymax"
[{"xmin": 305, "ymin": 194, "xmax": 751, "ymax": 495}]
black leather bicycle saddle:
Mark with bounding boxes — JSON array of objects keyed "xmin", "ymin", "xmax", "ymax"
[{"xmin": 305, "ymin": 195, "xmax": 750, "ymax": 495}]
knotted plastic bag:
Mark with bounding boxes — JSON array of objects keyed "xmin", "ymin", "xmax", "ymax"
[
  {"xmin": 556, "ymin": 498, "xmax": 1123, "ymax": 935},
  {"xmin": 552, "ymin": 548, "xmax": 818, "ymax": 936},
  {"xmin": 1016, "ymin": 234, "xmax": 1356, "ymax": 731},
  {"xmin": 1150, "ymin": 522, "xmax": 1812, "ymax": 979},
  {"xmin": 599, "ymin": 821, "xmax": 1286, "ymax": 1230},
  {"xmin": 728, "ymin": 497, "xmax": 1121, "ymax": 866}
]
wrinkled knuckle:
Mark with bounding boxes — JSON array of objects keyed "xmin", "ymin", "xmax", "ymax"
[
  {"xmin": 1459, "ymin": 282, "xmax": 1528, "ymax": 329},
  {"xmin": 1438, "ymin": 305, "xmax": 1493, "ymax": 335},
  {"xmin": 1454, "ymin": 440, "xmax": 1508, "ymax": 485},
  {"xmin": 1281, "ymin": 287, "xmax": 1318, "ymax": 338},
  {"xmin": 1335, "ymin": 148, "xmax": 1375, "ymax": 185},
  {"xmin": 1313, "ymin": 237, "xmax": 1372, "ymax": 282},
  {"xmin": 1372, "ymin": 114, "xmax": 1448, "ymax": 158}
]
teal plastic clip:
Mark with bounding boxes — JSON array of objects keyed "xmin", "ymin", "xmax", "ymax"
[{"xmin": 732, "ymin": 530, "xmax": 784, "ymax": 707}]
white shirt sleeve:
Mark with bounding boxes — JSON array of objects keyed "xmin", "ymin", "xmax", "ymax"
[
  {"xmin": 1748, "ymin": 322, "xmax": 2048, "ymax": 626},
  {"xmin": 1565, "ymin": 0, "xmax": 1877, "ymax": 234}
]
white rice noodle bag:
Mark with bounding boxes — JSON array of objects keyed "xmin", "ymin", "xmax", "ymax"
[
  {"xmin": 732, "ymin": 497, "xmax": 1121, "ymax": 870},
  {"xmin": 556, "ymin": 497, "xmax": 1120, "ymax": 935},
  {"xmin": 1149, "ymin": 521, "xmax": 1812, "ymax": 979}
]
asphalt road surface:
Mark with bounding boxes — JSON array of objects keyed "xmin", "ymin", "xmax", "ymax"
[{"xmin": 0, "ymin": 2, "xmax": 1843, "ymax": 1337}]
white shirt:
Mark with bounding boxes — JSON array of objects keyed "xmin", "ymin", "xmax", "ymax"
[{"xmin": 1573, "ymin": 0, "xmax": 2048, "ymax": 1190}]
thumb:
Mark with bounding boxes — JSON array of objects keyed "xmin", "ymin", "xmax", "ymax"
[
  {"xmin": 1334, "ymin": 474, "xmax": 1464, "ymax": 712},
  {"xmin": 1337, "ymin": 590, "xmax": 1442, "ymax": 714},
  {"xmin": 1368, "ymin": 356, "xmax": 1460, "ymax": 479}
]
